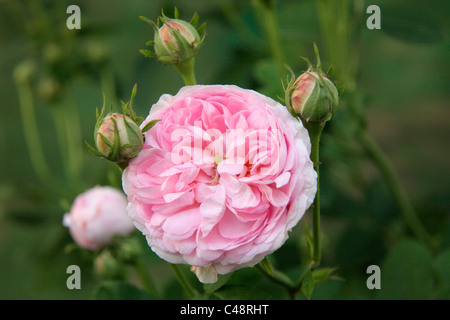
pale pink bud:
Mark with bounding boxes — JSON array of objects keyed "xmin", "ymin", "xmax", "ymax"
[
  {"xmin": 95, "ymin": 113, "xmax": 144, "ymax": 163},
  {"xmin": 154, "ymin": 19, "xmax": 201, "ymax": 64},
  {"xmin": 288, "ymin": 71, "xmax": 339, "ymax": 123},
  {"xmin": 63, "ymin": 186, "xmax": 135, "ymax": 251}
]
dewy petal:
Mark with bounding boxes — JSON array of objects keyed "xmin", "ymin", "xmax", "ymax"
[{"xmin": 191, "ymin": 265, "xmax": 218, "ymax": 284}]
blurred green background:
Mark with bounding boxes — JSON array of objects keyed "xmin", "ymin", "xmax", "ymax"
[{"xmin": 0, "ymin": 0, "xmax": 448, "ymax": 299}]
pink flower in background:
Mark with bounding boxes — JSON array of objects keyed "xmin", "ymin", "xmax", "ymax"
[
  {"xmin": 63, "ymin": 186, "xmax": 135, "ymax": 251},
  {"xmin": 123, "ymin": 85, "xmax": 317, "ymax": 283}
]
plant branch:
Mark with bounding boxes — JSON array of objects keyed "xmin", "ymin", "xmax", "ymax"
[
  {"xmin": 169, "ymin": 264, "xmax": 198, "ymax": 299},
  {"xmin": 358, "ymin": 131, "xmax": 434, "ymax": 249},
  {"xmin": 15, "ymin": 81, "xmax": 52, "ymax": 183}
]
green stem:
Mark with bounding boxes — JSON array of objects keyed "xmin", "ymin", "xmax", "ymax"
[
  {"xmin": 358, "ymin": 131, "xmax": 434, "ymax": 249},
  {"xmin": 256, "ymin": 261, "xmax": 317, "ymax": 299},
  {"xmin": 100, "ymin": 64, "xmax": 118, "ymax": 109},
  {"xmin": 51, "ymin": 96, "xmax": 83, "ymax": 183},
  {"xmin": 304, "ymin": 121, "xmax": 325, "ymax": 267},
  {"xmin": 219, "ymin": 0, "xmax": 262, "ymax": 49},
  {"xmin": 316, "ymin": 0, "xmax": 433, "ymax": 251},
  {"xmin": 135, "ymin": 257, "xmax": 160, "ymax": 299},
  {"xmin": 169, "ymin": 264, "xmax": 197, "ymax": 298},
  {"xmin": 254, "ymin": 0, "xmax": 285, "ymax": 78},
  {"xmin": 66, "ymin": 95, "xmax": 84, "ymax": 181},
  {"xmin": 16, "ymin": 81, "xmax": 52, "ymax": 183},
  {"xmin": 255, "ymin": 264, "xmax": 296, "ymax": 291},
  {"xmin": 174, "ymin": 58, "xmax": 197, "ymax": 86},
  {"xmin": 255, "ymin": 264, "xmax": 298, "ymax": 299}
]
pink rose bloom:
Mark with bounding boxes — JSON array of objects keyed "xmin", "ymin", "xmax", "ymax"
[
  {"xmin": 63, "ymin": 186, "xmax": 135, "ymax": 251},
  {"xmin": 123, "ymin": 85, "xmax": 317, "ymax": 283}
]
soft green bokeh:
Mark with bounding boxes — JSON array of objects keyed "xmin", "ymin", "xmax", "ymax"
[{"xmin": 0, "ymin": 0, "xmax": 448, "ymax": 299}]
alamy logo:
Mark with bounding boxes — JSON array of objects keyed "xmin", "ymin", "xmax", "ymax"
[
  {"xmin": 66, "ymin": 5, "xmax": 81, "ymax": 30},
  {"xmin": 366, "ymin": 265, "xmax": 381, "ymax": 290},
  {"xmin": 366, "ymin": 5, "xmax": 381, "ymax": 30},
  {"xmin": 66, "ymin": 265, "xmax": 81, "ymax": 290}
]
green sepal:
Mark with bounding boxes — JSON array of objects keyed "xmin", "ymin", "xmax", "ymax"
[
  {"xmin": 139, "ymin": 16, "xmax": 157, "ymax": 29},
  {"xmin": 190, "ymin": 12, "xmax": 199, "ymax": 27},
  {"xmin": 197, "ymin": 22, "xmax": 207, "ymax": 39},
  {"xmin": 140, "ymin": 49, "xmax": 156, "ymax": 58},
  {"xmin": 301, "ymin": 269, "xmax": 315, "ymax": 299},
  {"xmin": 258, "ymin": 256, "xmax": 274, "ymax": 276},
  {"xmin": 311, "ymin": 267, "xmax": 341, "ymax": 285},
  {"xmin": 99, "ymin": 132, "xmax": 113, "ymax": 149},
  {"xmin": 109, "ymin": 117, "xmax": 122, "ymax": 161},
  {"xmin": 173, "ymin": 7, "xmax": 179, "ymax": 19},
  {"xmin": 141, "ymin": 119, "xmax": 160, "ymax": 133},
  {"xmin": 304, "ymin": 222, "xmax": 314, "ymax": 259},
  {"xmin": 338, "ymin": 85, "xmax": 345, "ymax": 97},
  {"xmin": 94, "ymin": 93, "xmax": 107, "ymax": 140},
  {"xmin": 123, "ymin": 114, "xmax": 144, "ymax": 148},
  {"xmin": 122, "ymin": 83, "xmax": 138, "ymax": 122},
  {"xmin": 85, "ymin": 141, "xmax": 104, "ymax": 158}
]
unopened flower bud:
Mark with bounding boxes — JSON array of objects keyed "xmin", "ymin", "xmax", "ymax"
[
  {"xmin": 38, "ymin": 76, "xmax": 62, "ymax": 102},
  {"xmin": 43, "ymin": 43, "xmax": 64, "ymax": 66},
  {"xmin": 63, "ymin": 186, "xmax": 134, "ymax": 251},
  {"xmin": 154, "ymin": 18, "xmax": 202, "ymax": 64},
  {"xmin": 94, "ymin": 249, "xmax": 125, "ymax": 280},
  {"xmin": 288, "ymin": 70, "xmax": 339, "ymax": 123},
  {"xmin": 13, "ymin": 59, "xmax": 36, "ymax": 84},
  {"xmin": 95, "ymin": 113, "xmax": 144, "ymax": 163},
  {"xmin": 85, "ymin": 41, "xmax": 108, "ymax": 66}
]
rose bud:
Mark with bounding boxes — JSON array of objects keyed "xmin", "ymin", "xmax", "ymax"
[
  {"xmin": 95, "ymin": 113, "xmax": 144, "ymax": 164},
  {"xmin": 139, "ymin": 10, "xmax": 205, "ymax": 67},
  {"xmin": 154, "ymin": 18, "xmax": 201, "ymax": 64},
  {"xmin": 287, "ymin": 70, "xmax": 339, "ymax": 124},
  {"xmin": 63, "ymin": 186, "xmax": 135, "ymax": 251}
]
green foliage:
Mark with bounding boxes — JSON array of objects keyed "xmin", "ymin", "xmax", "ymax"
[
  {"xmin": 94, "ymin": 281, "xmax": 152, "ymax": 300},
  {"xmin": 376, "ymin": 239, "xmax": 433, "ymax": 300},
  {"xmin": 433, "ymin": 250, "xmax": 450, "ymax": 299},
  {"xmin": 0, "ymin": 0, "xmax": 448, "ymax": 300},
  {"xmin": 301, "ymin": 270, "xmax": 315, "ymax": 299},
  {"xmin": 211, "ymin": 284, "xmax": 274, "ymax": 300},
  {"xmin": 375, "ymin": 0, "xmax": 447, "ymax": 44}
]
